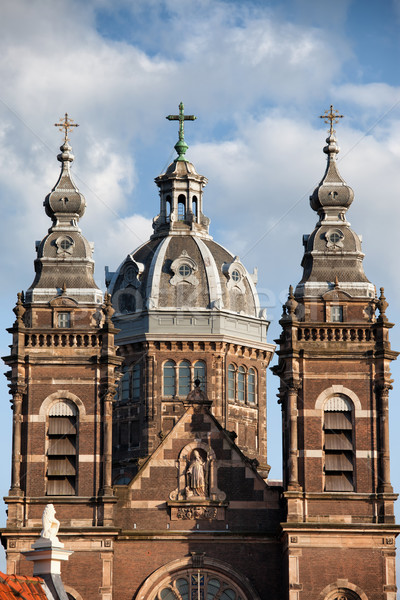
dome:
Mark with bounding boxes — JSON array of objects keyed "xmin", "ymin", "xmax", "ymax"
[
  {"xmin": 107, "ymin": 235, "xmax": 261, "ymax": 318},
  {"xmin": 106, "ymin": 103, "xmax": 267, "ymax": 346}
]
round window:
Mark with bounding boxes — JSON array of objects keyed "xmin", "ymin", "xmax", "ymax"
[
  {"xmin": 231, "ymin": 270, "xmax": 240, "ymax": 282},
  {"xmin": 329, "ymin": 231, "xmax": 343, "ymax": 244},
  {"xmin": 60, "ymin": 239, "xmax": 72, "ymax": 251},
  {"xmin": 178, "ymin": 264, "xmax": 192, "ymax": 277}
]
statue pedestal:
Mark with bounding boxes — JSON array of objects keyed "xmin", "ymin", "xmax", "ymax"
[{"xmin": 23, "ymin": 539, "xmax": 73, "ymax": 576}]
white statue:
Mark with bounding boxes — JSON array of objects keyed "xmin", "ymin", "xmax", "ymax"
[
  {"xmin": 40, "ymin": 503, "xmax": 60, "ymax": 543},
  {"xmin": 186, "ymin": 450, "xmax": 208, "ymax": 497}
]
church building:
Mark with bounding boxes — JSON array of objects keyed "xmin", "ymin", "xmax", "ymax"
[{"xmin": 1, "ymin": 105, "xmax": 399, "ymax": 600}]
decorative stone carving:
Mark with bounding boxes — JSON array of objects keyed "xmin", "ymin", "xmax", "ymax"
[
  {"xmin": 222, "ymin": 256, "xmax": 246, "ymax": 294},
  {"xmin": 40, "ymin": 504, "xmax": 60, "ymax": 544},
  {"xmin": 170, "ymin": 250, "xmax": 199, "ymax": 286},
  {"xmin": 186, "ymin": 450, "xmax": 208, "ymax": 496},
  {"xmin": 169, "ymin": 442, "xmax": 226, "ymax": 502},
  {"xmin": 177, "ymin": 506, "xmax": 217, "ymax": 520}
]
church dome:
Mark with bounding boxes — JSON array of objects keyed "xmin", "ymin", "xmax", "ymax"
[
  {"xmin": 107, "ymin": 233, "xmax": 261, "ymax": 317},
  {"xmin": 106, "ymin": 103, "xmax": 263, "ymax": 323}
]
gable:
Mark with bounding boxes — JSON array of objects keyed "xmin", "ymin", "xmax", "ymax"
[{"xmin": 114, "ymin": 403, "xmax": 281, "ymax": 532}]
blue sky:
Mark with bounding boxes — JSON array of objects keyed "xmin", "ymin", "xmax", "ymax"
[{"xmin": 0, "ymin": 0, "xmax": 400, "ymax": 569}]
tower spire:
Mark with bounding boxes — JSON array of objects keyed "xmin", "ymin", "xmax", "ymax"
[
  {"xmin": 26, "ymin": 115, "xmax": 101, "ymax": 304},
  {"xmin": 310, "ymin": 104, "xmax": 353, "ymax": 221}
]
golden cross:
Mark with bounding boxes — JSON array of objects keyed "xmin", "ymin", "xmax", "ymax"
[
  {"xmin": 319, "ymin": 104, "xmax": 344, "ymax": 135},
  {"xmin": 54, "ymin": 113, "xmax": 79, "ymax": 142}
]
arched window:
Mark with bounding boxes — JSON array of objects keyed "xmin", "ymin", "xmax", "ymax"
[
  {"xmin": 166, "ymin": 195, "xmax": 171, "ymax": 222},
  {"xmin": 47, "ymin": 400, "xmax": 77, "ymax": 496},
  {"xmin": 228, "ymin": 364, "xmax": 236, "ymax": 401},
  {"xmin": 194, "ymin": 360, "xmax": 206, "ymax": 391},
  {"xmin": 324, "ymin": 395, "xmax": 354, "ymax": 491},
  {"xmin": 163, "ymin": 361, "xmax": 176, "ymax": 396},
  {"xmin": 192, "ymin": 196, "xmax": 198, "ymax": 219},
  {"xmin": 117, "ymin": 363, "xmax": 141, "ymax": 404},
  {"xmin": 119, "ymin": 368, "xmax": 130, "ymax": 403},
  {"xmin": 155, "ymin": 570, "xmax": 246, "ymax": 599},
  {"xmin": 131, "ymin": 363, "xmax": 141, "ymax": 401},
  {"xmin": 179, "ymin": 360, "xmax": 191, "ymax": 396},
  {"xmin": 247, "ymin": 368, "xmax": 256, "ymax": 404},
  {"xmin": 178, "ymin": 195, "xmax": 186, "ymax": 221},
  {"xmin": 238, "ymin": 366, "xmax": 246, "ymax": 403}
]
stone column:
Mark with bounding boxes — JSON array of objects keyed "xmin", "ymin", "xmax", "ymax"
[
  {"xmin": 102, "ymin": 392, "xmax": 114, "ymax": 495},
  {"xmin": 378, "ymin": 384, "xmax": 393, "ymax": 493},
  {"xmin": 287, "ymin": 384, "xmax": 300, "ymax": 490},
  {"xmin": 10, "ymin": 391, "xmax": 23, "ymax": 495}
]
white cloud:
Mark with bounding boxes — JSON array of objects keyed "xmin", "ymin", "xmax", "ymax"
[{"xmin": 336, "ymin": 82, "xmax": 400, "ymax": 110}]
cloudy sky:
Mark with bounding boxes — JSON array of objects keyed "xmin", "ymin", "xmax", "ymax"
[{"xmin": 0, "ymin": 0, "xmax": 400, "ymax": 560}]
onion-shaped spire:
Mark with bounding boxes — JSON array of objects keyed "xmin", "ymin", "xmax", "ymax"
[
  {"xmin": 310, "ymin": 105, "xmax": 354, "ymax": 219},
  {"xmin": 44, "ymin": 113, "xmax": 86, "ymax": 227}
]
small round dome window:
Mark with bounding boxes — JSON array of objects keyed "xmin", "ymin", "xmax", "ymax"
[
  {"xmin": 328, "ymin": 230, "xmax": 344, "ymax": 244},
  {"xmin": 60, "ymin": 239, "xmax": 73, "ymax": 251},
  {"xmin": 179, "ymin": 265, "xmax": 192, "ymax": 277},
  {"xmin": 231, "ymin": 270, "xmax": 241, "ymax": 282}
]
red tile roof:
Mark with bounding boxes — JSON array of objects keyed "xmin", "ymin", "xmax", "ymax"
[{"xmin": 0, "ymin": 573, "xmax": 48, "ymax": 600}]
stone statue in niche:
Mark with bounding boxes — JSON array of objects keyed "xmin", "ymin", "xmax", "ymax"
[
  {"xmin": 40, "ymin": 503, "xmax": 60, "ymax": 543},
  {"xmin": 186, "ymin": 449, "xmax": 210, "ymax": 497}
]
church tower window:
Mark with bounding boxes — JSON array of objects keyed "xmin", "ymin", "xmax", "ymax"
[
  {"xmin": 178, "ymin": 360, "xmax": 191, "ymax": 396},
  {"xmin": 331, "ymin": 306, "xmax": 343, "ymax": 322},
  {"xmin": 248, "ymin": 368, "xmax": 256, "ymax": 404},
  {"xmin": 228, "ymin": 364, "xmax": 236, "ymax": 400},
  {"xmin": 323, "ymin": 395, "xmax": 354, "ymax": 492},
  {"xmin": 46, "ymin": 400, "xmax": 78, "ymax": 496},
  {"xmin": 119, "ymin": 368, "xmax": 130, "ymax": 403},
  {"xmin": 194, "ymin": 360, "xmax": 206, "ymax": 390},
  {"xmin": 238, "ymin": 366, "xmax": 246, "ymax": 403},
  {"xmin": 58, "ymin": 312, "xmax": 71, "ymax": 328},
  {"xmin": 131, "ymin": 364, "xmax": 141, "ymax": 401},
  {"xmin": 163, "ymin": 360, "xmax": 176, "ymax": 396},
  {"xmin": 178, "ymin": 195, "xmax": 186, "ymax": 221},
  {"xmin": 166, "ymin": 195, "xmax": 171, "ymax": 222},
  {"xmin": 192, "ymin": 196, "xmax": 198, "ymax": 218}
]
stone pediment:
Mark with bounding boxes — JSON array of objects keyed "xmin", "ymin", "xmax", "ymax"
[
  {"xmin": 49, "ymin": 295, "xmax": 78, "ymax": 307},
  {"xmin": 126, "ymin": 403, "xmax": 271, "ymax": 523},
  {"xmin": 322, "ymin": 288, "xmax": 352, "ymax": 301}
]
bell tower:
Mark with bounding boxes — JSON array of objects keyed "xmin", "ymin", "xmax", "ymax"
[
  {"xmin": 3, "ymin": 116, "xmax": 121, "ymax": 571},
  {"xmin": 273, "ymin": 107, "xmax": 398, "ymax": 599}
]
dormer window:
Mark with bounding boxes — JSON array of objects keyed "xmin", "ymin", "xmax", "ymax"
[
  {"xmin": 231, "ymin": 270, "xmax": 241, "ymax": 282},
  {"xmin": 58, "ymin": 312, "xmax": 71, "ymax": 328},
  {"xmin": 331, "ymin": 306, "xmax": 343, "ymax": 322}
]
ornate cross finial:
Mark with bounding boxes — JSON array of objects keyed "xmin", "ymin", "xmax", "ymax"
[
  {"xmin": 166, "ymin": 102, "xmax": 196, "ymax": 161},
  {"xmin": 319, "ymin": 104, "xmax": 344, "ymax": 135},
  {"xmin": 54, "ymin": 113, "xmax": 79, "ymax": 142}
]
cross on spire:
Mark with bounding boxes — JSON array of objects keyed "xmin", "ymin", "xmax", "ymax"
[
  {"xmin": 54, "ymin": 113, "xmax": 79, "ymax": 142},
  {"xmin": 166, "ymin": 102, "xmax": 196, "ymax": 161},
  {"xmin": 319, "ymin": 104, "xmax": 344, "ymax": 135}
]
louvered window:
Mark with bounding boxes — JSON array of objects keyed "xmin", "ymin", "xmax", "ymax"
[
  {"xmin": 47, "ymin": 400, "xmax": 77, "ymax": 496},
  {"xmin": 324, "ymin": 396, "xmax": 354, "ymax": 492}
]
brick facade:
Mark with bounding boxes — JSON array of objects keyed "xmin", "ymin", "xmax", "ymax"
[{"xmin": 1, "ymin": 113, "xmax": 399, "ymax": 600}]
